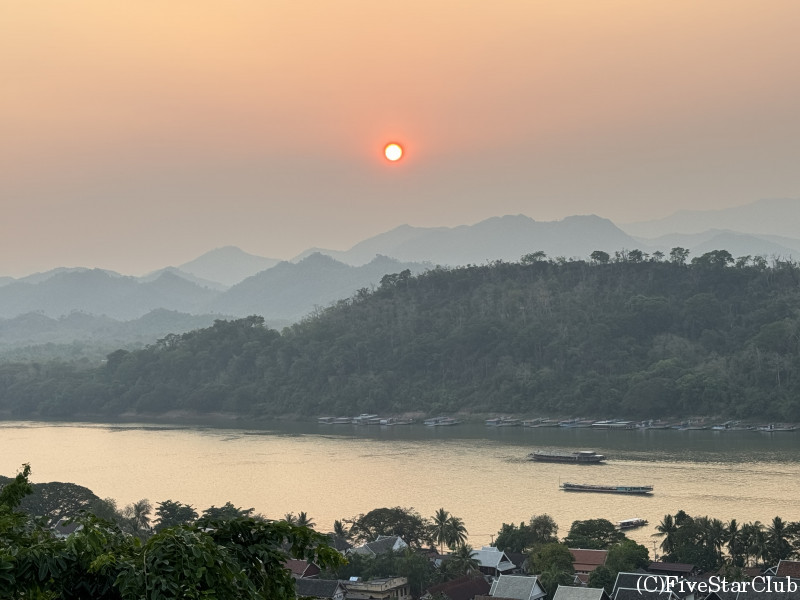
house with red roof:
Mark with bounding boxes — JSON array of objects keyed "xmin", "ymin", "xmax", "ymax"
[
  {"xmin": 284, "ymin": 558, "xmax": 321, "ymax": 579},
  {"xmin": 569, "ymin": 548, "xmax": 608, "ymax": 585}
]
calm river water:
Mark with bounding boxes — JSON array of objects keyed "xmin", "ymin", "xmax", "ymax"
[{"xmin": 3, "ymin": 420, "xmax": 799, "ymax": 552}]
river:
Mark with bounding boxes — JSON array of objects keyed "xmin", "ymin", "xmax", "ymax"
[{"xmin": 3, "ymin": 420, "xmax": 799, "ymax": 553}]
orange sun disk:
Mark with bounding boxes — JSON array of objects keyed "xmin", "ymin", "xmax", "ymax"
[{"xmin": 384, "ymin": 143, "xmax": 403, "ymax": 161}]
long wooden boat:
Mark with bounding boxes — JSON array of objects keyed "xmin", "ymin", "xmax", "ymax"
[
  {"xmin": 560, "ymin": 482, "xmax": 653, "ymax": 495},
  {"xmin": 522, "ymin": 418, "xmax": 559, "ymax": 427},
  {"xmin": 379, "ymin": 417, "xmax": 414, "ymax": 426},
  {"xmin": 617, "ymin": 518, "xmax": 649, "ymax": 529},
  {"xmin": 758, "ymin": 424, "xmax": 797, "ymax": 432},
  {"xmin": 486, "ymin": 417, "xmax": 522, "ymax": 427},
  {"xmin": 528, "ymin": 450, "xmax": 606, "ymax": 464},
  {"xmin": 424, "ymin": 416, "xmax": 461, "ymax": 426}
]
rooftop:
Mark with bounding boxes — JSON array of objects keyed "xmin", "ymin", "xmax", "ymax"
[{"xmin": 553, "ymin": 586, "xmax": 610, "ymax": 600}]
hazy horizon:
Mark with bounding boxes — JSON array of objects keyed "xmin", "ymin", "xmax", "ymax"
[{"xmin": 3, "ymin": 2, "xmax": 799, "ymax": 277}]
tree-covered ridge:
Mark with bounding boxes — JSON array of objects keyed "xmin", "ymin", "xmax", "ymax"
[{"xmin": 1, "ymin": 249, "xmax": 800, "ymax": 420}]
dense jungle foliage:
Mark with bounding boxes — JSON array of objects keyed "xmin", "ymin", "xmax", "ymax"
[{"xmin": 1, "ymin": 249, "xmax": 800, "ymax": 420}]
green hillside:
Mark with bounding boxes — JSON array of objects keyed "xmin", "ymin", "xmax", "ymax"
[{"xmin": 2, "ymin": 250, "xmax": 799, "ymax": 421}]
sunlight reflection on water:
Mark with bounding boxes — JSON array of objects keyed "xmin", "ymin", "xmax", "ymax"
[{"xmin": 2, "ymin": 420, "xmax": 799, "ymax": 548}]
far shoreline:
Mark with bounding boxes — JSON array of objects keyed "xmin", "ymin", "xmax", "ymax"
[{"xmin": 0, "ymin": 411, "xmax": 793, "ymax": 434}]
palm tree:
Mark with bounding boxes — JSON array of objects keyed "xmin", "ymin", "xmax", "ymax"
[
  {"xmin": 123, "ymin": 498, "xmax": 152, "ymax": 539},
  {"xmin": 766, "ymin": 516, "xmax": 791, "ymax": 564},
  {"xmin": 283, "ymin": 512, "xmax": 297, "ymax": 525},
  {"xmin": 707, "ymin": 518, "xmax": 727, "ymax": 554},
  {"xmin": 445, "ymin": 515, "xmax": 468, "ymax": 550},
  {"xmin": 695, "ymin": 517, "xmax": 727, "ymax": 570},
  {"xmin": 333, "ymin": 519, "xmax": 351, "ymax": 540},
  {"xmin": 653, "ymin": 514, "xmax": 677, "ymax": 556},
  {"xmin": 446, "ymin": 543, "xmax": 480, "ymax": 575},
  {"xmin": 727, "ymin": 519, "xmax": 744, "ymax": 567},
  {"xmin": 431, "ymin": 508, "xmax": 451, "ymax": 553},
  {"xmin": 744, "ymin": 521, "xmax": 767, "ymax": 566},
  {"xmin": 296, "ymin": 511, "xmax": 315, "ymax": 529}
]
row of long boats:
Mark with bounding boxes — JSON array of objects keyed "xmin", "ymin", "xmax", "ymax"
[
  {"xmin": 320, "ymin": 413, "xmax": 660, "ymax": 501},
  {"xmin": 317, "ymin": 414, "xmax": 416, "ymax": 426},
  {"xmin": 496, "ymin": 417, "xmax": 798, "ymax": 431},
  {"xmin": 320, "ymin": 414, "xmax": 797, "ymax": 432},
  {"xmin": 317, "ymin": 414, "xmax": 460, "ymax": 426}
]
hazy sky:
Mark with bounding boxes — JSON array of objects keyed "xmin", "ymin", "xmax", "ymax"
[{"xmin": 3, "ymin": 1, "xmax": 799, "ymax": 277}]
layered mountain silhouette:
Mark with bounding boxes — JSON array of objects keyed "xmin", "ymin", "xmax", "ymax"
[
  {"xmin": 0, "ymin": 270, "xmax": 219, "ymax": 321},
  {"xmin": 293, "ymin": 214, "xmax": 639, "ymax": 266},
  {"xmin": 291, "ymin": 202, "xmax": 799, "ymax": 268},
  {"xmin": 0, "ymin": 309, "xmax": 223, "ymax": 358},
  {"xmin": 621, "ymin": 197, "xmax": 800, "ymax": 239},
  {"xmin": 1, "ymin": 199, "xmax": 797, "ymax": 352},
  {"xmin": 177, "ymin": 246, "xmax": 281, "ymax": 287},
  {"xmin": 0, "ymin": 255, "xmax": 425, "ymax": 324},
  {"xmin": 209, "ymin": 253, "xmax": 427, "ymax": 322}
]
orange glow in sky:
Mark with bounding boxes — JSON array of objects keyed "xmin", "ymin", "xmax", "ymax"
[{"xmin": 1, "ymin": 1, "xmax": 800, "ymax": 276}]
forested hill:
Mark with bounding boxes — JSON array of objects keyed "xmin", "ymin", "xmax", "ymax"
[{"xmin": 2, "ymin": 251, "xmax": 800, "ymax": 421}]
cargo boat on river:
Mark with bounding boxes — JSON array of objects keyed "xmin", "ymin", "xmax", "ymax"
[
  {"xmin": 528, "ymin": 450, "xmax": 606, "ymax": 464},
  {"xmin": 560, "ymin": 482, "xmax": 653, "ymax": 495}
]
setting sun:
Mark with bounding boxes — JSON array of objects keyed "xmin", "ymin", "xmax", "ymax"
[{"xmin": 384, "ymin": 143, "xmax": 403, "ymax": 162}]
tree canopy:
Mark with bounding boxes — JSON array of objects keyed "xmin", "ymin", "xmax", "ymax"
[
  {"xmin": 0, "ymin": 464, "xmax": 344, "ymax": 600},
  {"xmin": 349, "ymin": 506, "xmax": 432, "ymax": 548},
  {"xmin": 495, "ymin": 514, "xmax": 559, "ymax": 553},
  {"xmin": 563, "ymin": 518, "xmax": 626, "ymax": 550},
  {"xmin": 2, "ymin": 251, "xmax": 800, "ymax": 420}
]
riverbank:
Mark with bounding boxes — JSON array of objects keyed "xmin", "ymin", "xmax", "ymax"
[{"xmin": 1, "ymin": 409, "xmax": 793, "ymax": 432}]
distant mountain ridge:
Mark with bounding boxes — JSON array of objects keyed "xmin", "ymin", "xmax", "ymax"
[
  {"xmin": 178, "ymin": 246, "xmax": 281, "ymax": 287},
  {"xmin": 634, "ymin": 230, "xmax": 800, "ymax": 260},
  {"xmin": 0, "ymin": 255, "xmax": 428, "ymax": 325},
  {"xmin": 0, "ymin": 270, "xmax": 220, "ymax": 321},
  {"xmin": 1, "ymin": 198, "xmax": 798, "ymax": 333},
  {"xmin": 209, "ymin": 253, "xmax": 427, "ymax": 322},
  {"xmin": 139, "ymin": 267, "xmax": 229, "ymax": 292},
  {"xmin": 621, "ymin": 197, "xmax": 800, "ymax": 239},
  {"xmin": 293, "ymin": 215, "xmax": 639, "ymax": 266},
  {"xmin": 0, "ymin": 309, "xmax": 227, "ymax": 361}
]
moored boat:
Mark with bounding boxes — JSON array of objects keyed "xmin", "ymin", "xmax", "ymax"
[
  {"xmin": 486, "ymin": 417, "xmax": 522, "ymax": 427},
  {"xmin": 617, "ymin": 518, "xmax": 649, "ymax": 529},
  {"xmin": 424, "ymin": 416, "xmax": 461, "ymax": 426},
  {"xmin": 380, "ymin": 417, "xmax": 414, "ymax": 426},
  {"xmin": 352, "ymin": 413, "xmax": 381, "ymax": 425},
  {"xmin": 528, "ymin": 450, "xmax": 606, "ymax": 464},
  {"xmin": 758, "ymin": 424, "xmax": 798, "ymax": 432},
  {"xmin": 558, "ymin": 418, "xmax": 595, "ymax": 428},
  {"xmin": 637, "ymin": 420, "xmax": 671, "ymax": 429},
  {"xmin": 591, "ymin": 420, "xmax": 634, "ymax": 429},
  {"xmin": 560, "ymin": 482, "xmax": 653, "ymax": 495},
  {"xmin": 711, "ymin": 420, "xmax": 740, "ymax": 431},
  {"xmin": 523, "ymin": 418, "xmax": 556, "ymax": 427}
]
